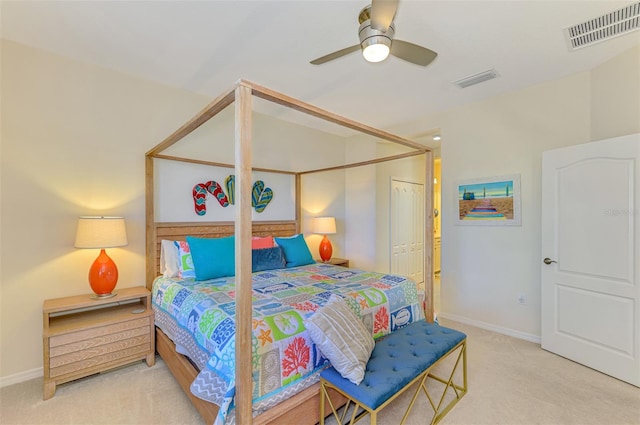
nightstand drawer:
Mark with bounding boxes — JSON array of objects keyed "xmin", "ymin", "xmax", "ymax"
[
  {"xmin": 49, "ymin": 316, "xmax": 151, "ymax": 348},
  {"xmin": 50, "ymin": 326, "xmax": 150, "ymax": 356},
  {"xmin": 49, "ymin": 342, "xmax": 151, "ymax": 378},
  {"xmin": 50, "ymin": 333, "xmax": 151, "ymax": 368}
]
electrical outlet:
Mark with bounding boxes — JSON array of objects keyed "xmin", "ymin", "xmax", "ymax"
[{"xmin": 517, "ymin": 294, "xmax": 527, "ymax": 305}]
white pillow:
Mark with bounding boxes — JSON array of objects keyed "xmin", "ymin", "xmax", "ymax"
[
  {"xmin": 304, "ymin": 295, "xmax": 374, "ymax": 385},
  {"xmin": 160, "ymin": 239, "xmax": 180, "ymax": 277}
]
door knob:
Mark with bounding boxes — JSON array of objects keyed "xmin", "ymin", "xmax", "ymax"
[{"xmin": 543, "ymin": 257, "xmax": 557, "ymax": 265}]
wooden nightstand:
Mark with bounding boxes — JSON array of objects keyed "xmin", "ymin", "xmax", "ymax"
[
  {"xmin": 42, "ymin": 286, "xmax": 155, "ymax": 400},
  {"xmin": 321, "ymin": 258, "xmax": 350, "ymax": 267}
]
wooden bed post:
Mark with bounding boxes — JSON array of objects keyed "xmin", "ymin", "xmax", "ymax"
[
  {"xmin": 145, "ymin": 155, "xmax": 155, "ymax": 290},
  {"xmin": 424, "ymin": 150, "xmax": 435, "ymax": 322},
  {"xmin": 295, "ymin": 174, "xmax": 301, "ymax": 234},
  {"xmin": 235, "ymin": 82, "xmax": 253, "ymax": 424}
]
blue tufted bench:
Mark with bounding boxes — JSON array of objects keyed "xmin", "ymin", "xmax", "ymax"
[{"xmin": 319, "ymin": 320, "xmax": 467, "ymax": 425}]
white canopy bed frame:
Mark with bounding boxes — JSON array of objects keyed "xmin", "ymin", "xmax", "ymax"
[{"xmin": 145, "ymin": 79, "xmax": 434, "ymax": 424}]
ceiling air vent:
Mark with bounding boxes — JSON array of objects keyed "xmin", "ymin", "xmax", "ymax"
[
  {"xmin": 453, "ymin": 69, "xmax": 498, "ymax": 89},
  {"xmin": 565, "ymin": 2, "xmax": 640, "ymax": 50}
]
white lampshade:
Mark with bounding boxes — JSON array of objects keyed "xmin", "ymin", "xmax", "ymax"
[
  {"xmin": 74, "ymin": 216, "xmax": 128, "ymax": 249},
  {"xmin": 313, "ymin": 217, "xmax": 337, "ymax": 235}
]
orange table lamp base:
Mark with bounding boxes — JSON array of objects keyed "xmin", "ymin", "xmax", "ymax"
[
  {"xmin": 89, "ymin": 249, "xmax": 119, "ymax": 298},
  {"xmin": 319, "ymin": 235, "xmax": 333, "ymax": 262}
]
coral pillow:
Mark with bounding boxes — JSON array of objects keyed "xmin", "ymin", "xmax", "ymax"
[{"xmin": 251, "ymin": 236, "xmax": 274, "ymax": 249}]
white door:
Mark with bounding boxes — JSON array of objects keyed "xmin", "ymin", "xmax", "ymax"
[
  {"xmin": 541, "ymin": 133, "xmax": 640, "ymax": 387},
  {"xmin": 390, "ymin": 179, "xmax": 424, "ymax": 285}
]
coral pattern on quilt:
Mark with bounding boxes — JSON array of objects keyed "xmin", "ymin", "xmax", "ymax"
[{"xmin": 152, "ymin": 263, "xmax": 424, "ymax": 425}]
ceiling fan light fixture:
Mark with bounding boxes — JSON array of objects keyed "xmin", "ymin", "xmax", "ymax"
[
  {"xmin": 359, "ymin": 19, "xmax": 394, "ymax": 63},
  {"xmin": 363, "ymin": 41, "xmax": 390, "ymax": 62},
  {"xmin": 310, "ymin": 1, "xmax": 436, "ymax": 67}
]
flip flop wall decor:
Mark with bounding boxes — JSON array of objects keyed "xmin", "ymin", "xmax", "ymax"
[{"xmin": 192, "ymin": 175, "xmax": 273, "ymax": 215}]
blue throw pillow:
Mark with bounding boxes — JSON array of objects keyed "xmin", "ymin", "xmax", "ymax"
[
  {"xmin": 252, "ymin": 247, "xmax": 286, "ymax": 272},
  {"xmin": 186, "ymin": 236, "xmax": 235, "ymax": 281},
  {"xmin": 274, "ymin": 234, "xmax": 315, "ymax": 268}
]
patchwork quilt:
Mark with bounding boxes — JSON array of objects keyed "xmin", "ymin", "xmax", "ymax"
[{"xmin": 152, "ymin": 263, "xmax": 424, "ymax": 424}]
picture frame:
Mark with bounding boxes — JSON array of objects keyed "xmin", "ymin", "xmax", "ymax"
[{"xmin": 456, "ymin": 174, "xmax": 521, "ymax": 226}]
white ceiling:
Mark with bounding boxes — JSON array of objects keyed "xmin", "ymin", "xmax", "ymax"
[{"xmin": 2, "ymin": 0, "xmax": 639, "ymax": 141}]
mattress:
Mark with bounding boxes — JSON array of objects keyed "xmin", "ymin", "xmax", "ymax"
[{"xmin": 152, "ymin": 263, "xmax": 424, "ymax": 424}]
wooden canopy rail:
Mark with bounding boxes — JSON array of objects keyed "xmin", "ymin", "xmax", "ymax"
[
  {"xmin": 153, "ymin": 153, "xmax": 299, "ymax": 175},
  {"xmin": 145, "ymin": 79, "xmax": 434, "ymax": 424}
]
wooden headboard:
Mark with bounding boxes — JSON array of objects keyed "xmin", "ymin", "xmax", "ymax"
[{"xmin": 147, "ymin": 220, "xmax": 298, "ymax": 289}]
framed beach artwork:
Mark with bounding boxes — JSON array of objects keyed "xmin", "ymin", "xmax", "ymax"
[{"xmin": 456, "ymin": 174, "xmax": 521, "ymax": 226}]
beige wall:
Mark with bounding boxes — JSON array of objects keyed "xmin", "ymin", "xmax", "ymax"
[
  {"xmin": 590, "ymin": 45, "xmax": 640, "ymax": 140},
  {"xmin": 344, "ymin": 138, "xmax": 377, "ymax": 271},
  {"xmin": 439, "ymin": 72, "xmax": 591, "ymax": 338},
  {"xmin": 300, "ymin": 169, "xmax": 346, "ymax": 261},
  {"xmin": 0, "ymin": 39, "xmax": 214, "ymax": 380},
  {"xmin": 397, "ymin": 45, "xmax": 640, "ymax": 339}
]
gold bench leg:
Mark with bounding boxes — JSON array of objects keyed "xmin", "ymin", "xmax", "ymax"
[
  {"xmin": 340, "ymin": 400, "xmax": 352, "ymax": 424},
  {"xmin": 318, "ymin": 338, "xmax": 467, "ymax": 425},
  {"xmin": 399, "ymin": 371, "xmax": 430, "ymax": 425},
  {"xmin": 320, "ymin": 381, "xmax": 345, "ymax": 424},
  {"xmin": 320, "ymin": 380, "xmax": 373, "ymax": 425},
  {"xmin": 422, "ymin": 339, "xmax": 468, "ymax": 425}
]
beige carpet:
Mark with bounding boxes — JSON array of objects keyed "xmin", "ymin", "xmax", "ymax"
[{"xmin": 1, "ymin": 319, "xmax": 638, "ymax": 425}]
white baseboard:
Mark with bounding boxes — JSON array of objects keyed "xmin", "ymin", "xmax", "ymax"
[
  {"xmin": 438, "ymin": 312, "xmax": 541, "ymax": 344},
  {"xmin": 0, "ymin": 367, "xmax": 43, "ymax": 388}
]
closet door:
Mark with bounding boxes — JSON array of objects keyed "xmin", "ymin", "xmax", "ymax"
[{"xmin": 390, "ymin": 179, "xmax": 424, "ymax": 286}]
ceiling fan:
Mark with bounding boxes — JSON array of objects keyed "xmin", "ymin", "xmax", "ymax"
[{"xmin": 310, "ymin": 0, "xmax": 437, "ymax": 66}]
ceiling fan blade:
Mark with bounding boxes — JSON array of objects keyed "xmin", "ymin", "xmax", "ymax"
[
  {"xmin": 390, "ymin": 40, "xmax": 438, "ymax": 66},
  {"xmin": 370, "ymin": 0, "xmax": 399, "ymax": 31},
  {"xmin": 310, "ymin": 45, "xmax": 360, "ymax": 65}
]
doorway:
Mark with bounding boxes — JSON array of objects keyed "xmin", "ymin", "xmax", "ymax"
[
  {"xmin": 433, "ymin": 158, "xmax": 441, "ymax": 314},
  {"xmin": 409, "ymin": 131, "xmax": 442, "ymax": 317},
  {"xmin": 541, "ymin": 133, "xmax": 640, "ymax": 386}
]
